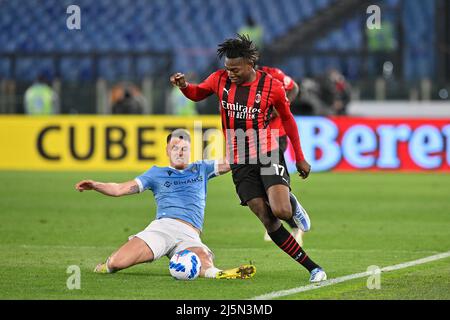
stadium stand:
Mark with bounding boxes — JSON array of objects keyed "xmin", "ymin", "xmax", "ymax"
[
  {"xmin": 0, "ymin": 0, "xmax": 445, "ymax": 114},
  {"xmin": 0, "ymin": 0, "xmax": 436, "ymax": 81},
  {"xmin": 1, "ymin": 0, "xmax": 334, "ymax": 80}
]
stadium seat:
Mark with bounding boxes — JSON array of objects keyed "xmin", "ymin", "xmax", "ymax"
[{"xmin": 0, "ymin": 0, "xmax": 435, "ymax": 82}]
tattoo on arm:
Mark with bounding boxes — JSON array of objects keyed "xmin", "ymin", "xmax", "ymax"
[{"xmin": 126, "ymin": 185, "xmax": 140, "ymax": 195}]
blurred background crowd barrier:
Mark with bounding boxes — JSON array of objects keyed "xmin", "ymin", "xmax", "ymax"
[
  {"xmin": 1, "ymin": 0, "xmax": 449, "ymax": 172},
  {"xmin": 0, "ymin": 0, "xmax": 448, "ymax": 116}
]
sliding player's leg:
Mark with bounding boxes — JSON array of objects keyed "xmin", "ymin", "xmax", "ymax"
[
  {"xmin": 94, "ymin": 237, "xmax": 154, "ymax": 273},
  {"xmin": 186, "ymin": 246, "xmax": 256, "ymax": 280},
  {"xmin": 95, "ymin": 219, "xmax": 176, "ymax": 274},
  {"xmin": 169, "ymin": 217, "xmax": 255, "ymax": 280}
]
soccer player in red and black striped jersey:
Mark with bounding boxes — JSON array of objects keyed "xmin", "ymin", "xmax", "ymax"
[
  {"xmin": 170, "ymin": 35, "xmax": 326, "ymax": 282},
  {"xmin": 257, "ymin": 65, "xmax": 308, "ymax": 243}
]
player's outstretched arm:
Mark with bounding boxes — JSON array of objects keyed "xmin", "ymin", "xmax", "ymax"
[
  {"xmin": 217, "ymin": 159, "xmax": 231, "ymax": 175},
  {"xmin": 75, "ymin": 180, "xmax": 139, "ymax": 197},
  {"xmin": 170, "ymin": 72, "xmax": 215, "ymax": 102}
]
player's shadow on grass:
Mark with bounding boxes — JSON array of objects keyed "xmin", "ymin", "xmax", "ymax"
[{"xmin": 113, "ymin": 271, "xmax": 168, "ymax": 277}]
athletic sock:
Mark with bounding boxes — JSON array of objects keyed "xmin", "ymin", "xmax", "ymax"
[
  {"xmin": 204, "ymin": 267, "xmax": 221, "ymax": 279},
  {"xmin": 268, "ymin": 225, "xmax": 319, "ymax": 272},
  {"xmin": 105, "ymin": 257, "xmax": 114, "ymax": 273}
]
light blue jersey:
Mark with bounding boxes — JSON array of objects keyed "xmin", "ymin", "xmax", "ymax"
[{"xmin": 135, "ymin": 160, "xmax": 219, "ymax": 231}]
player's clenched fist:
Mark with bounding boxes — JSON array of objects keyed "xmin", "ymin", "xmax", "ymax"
[
  {"xmin": 75, "ymin": 180, "xmax": 96, "ymax": 192},
  {"xmin": 296, "ymin": 160, "xmax": 311, "ymax": 179},
  {"xmin": 170, "ymin": 73, "xmax": 187, "ymax": 89}
]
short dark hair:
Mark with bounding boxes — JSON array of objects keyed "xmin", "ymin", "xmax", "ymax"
[
  {"xmin": 166, "ymin": 129, "xmax": 191, "ymax": 144},
  {"xmin": 217, "ymin": 34, "xmax": 259, "ymax": 66}
]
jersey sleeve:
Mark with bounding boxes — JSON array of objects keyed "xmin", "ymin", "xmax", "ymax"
[
  {"xmin": 201, "ymin": 160, "xmax": 220, "ymax": 180},
  {"xmin": 272, "ymin": 82, "xmax": 305, "ymax": 162},
  {"xmin": 134, "ymin": 167, "xmax": 156, "ymax": 193},
  {"xmin": 272, "ymin": 68, "xmax": 295, "ymax": 91},
  {"xmin": 180, "ymin": 71, "xmax": 220, "ymax": 101},
  {"xmin": 282, "ymin": 74, "xmax": 295, "ymax": 91},
  {"xmin": 272, "ymin": 80, "xmax": 291, "ymax": 116},
  {"xmin": 274, "ymin": 69, "xmax": 295, "ymax": 92},
  {"xmin": 262, "ymin": 67, "xmax": 295, "ymax": 92}
]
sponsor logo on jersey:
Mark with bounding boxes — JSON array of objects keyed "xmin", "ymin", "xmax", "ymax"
[
  {"xmin": 164, "ymin": 176, "xmax": 203, "ymax": 188},
  {"xmin": 255, "ymin": 92, "xmax": 262, "ymax": 104},
  {"xmin": 221, "ymin": 101, "xmax": 261, "ymax": 120}
]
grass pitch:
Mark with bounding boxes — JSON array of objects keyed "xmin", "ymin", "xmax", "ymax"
[{"xmin": 0, "ymin": 171, "xmax": 449, "ymax": 300}]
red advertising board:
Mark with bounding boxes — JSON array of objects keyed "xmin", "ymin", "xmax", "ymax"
[{"xmin": 284, "ymin": 117, "xmax": 450, "ymax": 172}]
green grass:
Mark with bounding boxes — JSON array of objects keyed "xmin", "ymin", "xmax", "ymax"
[{"xmin": 0, "ymin": 171, "xmax": 449, "ymax": 300}]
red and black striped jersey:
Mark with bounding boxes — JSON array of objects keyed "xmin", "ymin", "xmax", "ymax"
[
  {"xmin": 259, "ymin": 66, "xmax": 296, "ymax": 138},
  {"xmin": 180, "ymin": 69, "xmax": 304, "ymax": 164},
  {"xmin": 259, "ymin": 66, "xmax": 295, "ymax": 92}
]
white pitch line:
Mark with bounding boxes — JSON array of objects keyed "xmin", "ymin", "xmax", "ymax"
[{"xmin": 250, "ymin": 251, "xmax": 450, "ymax": 300}]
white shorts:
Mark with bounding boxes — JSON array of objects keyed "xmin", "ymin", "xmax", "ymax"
[{"xmin": 131, "ymin": 218, "xmax": 213, "ymax": 260}]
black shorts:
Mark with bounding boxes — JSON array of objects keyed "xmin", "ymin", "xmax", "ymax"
[
  {"xmin": 279, "ymin": 135, "xmax": 288, "ymax": 153},
  {"xmin": 230, "ymin": 150, "xmax": 291, "ymax": 206}
]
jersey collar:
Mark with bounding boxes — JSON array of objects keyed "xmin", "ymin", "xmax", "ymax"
[
  {"xmin": 168, "ymin": 163, "xmax": 193, "ymax": 173},
  {"xmin": 240, "ymin": 69, "xmax": 261, "ymax": 87}
]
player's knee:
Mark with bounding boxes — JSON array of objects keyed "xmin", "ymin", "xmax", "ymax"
[
  {"xmin": 190, "ymin": 248, "xmax": 213, "ymax": 268},
  {"xmin": 193, "ymin": 247, "xmax": 209, "ymax": 259},
  {"xmin": 271, "ymin": 203, "xmax": 292, "ymax": 221}
]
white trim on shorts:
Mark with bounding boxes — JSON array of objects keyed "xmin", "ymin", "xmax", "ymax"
[{"xmin": 131, "ymin": 218, "xmax": 213, "ymax": 260}]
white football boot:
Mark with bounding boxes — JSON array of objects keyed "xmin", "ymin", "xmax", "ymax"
[
  {"xmin": 290, "ymin": 193, "xmax": 311, "ymax": 232},
  {"xmin": 309, "ymin": 268, "xmax": 327, "ymax": 283}
]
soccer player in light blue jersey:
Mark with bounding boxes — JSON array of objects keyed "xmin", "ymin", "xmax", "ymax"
[{"xmin": 75, "ymin": 129, "xmax": 256, "ymax": 279}]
